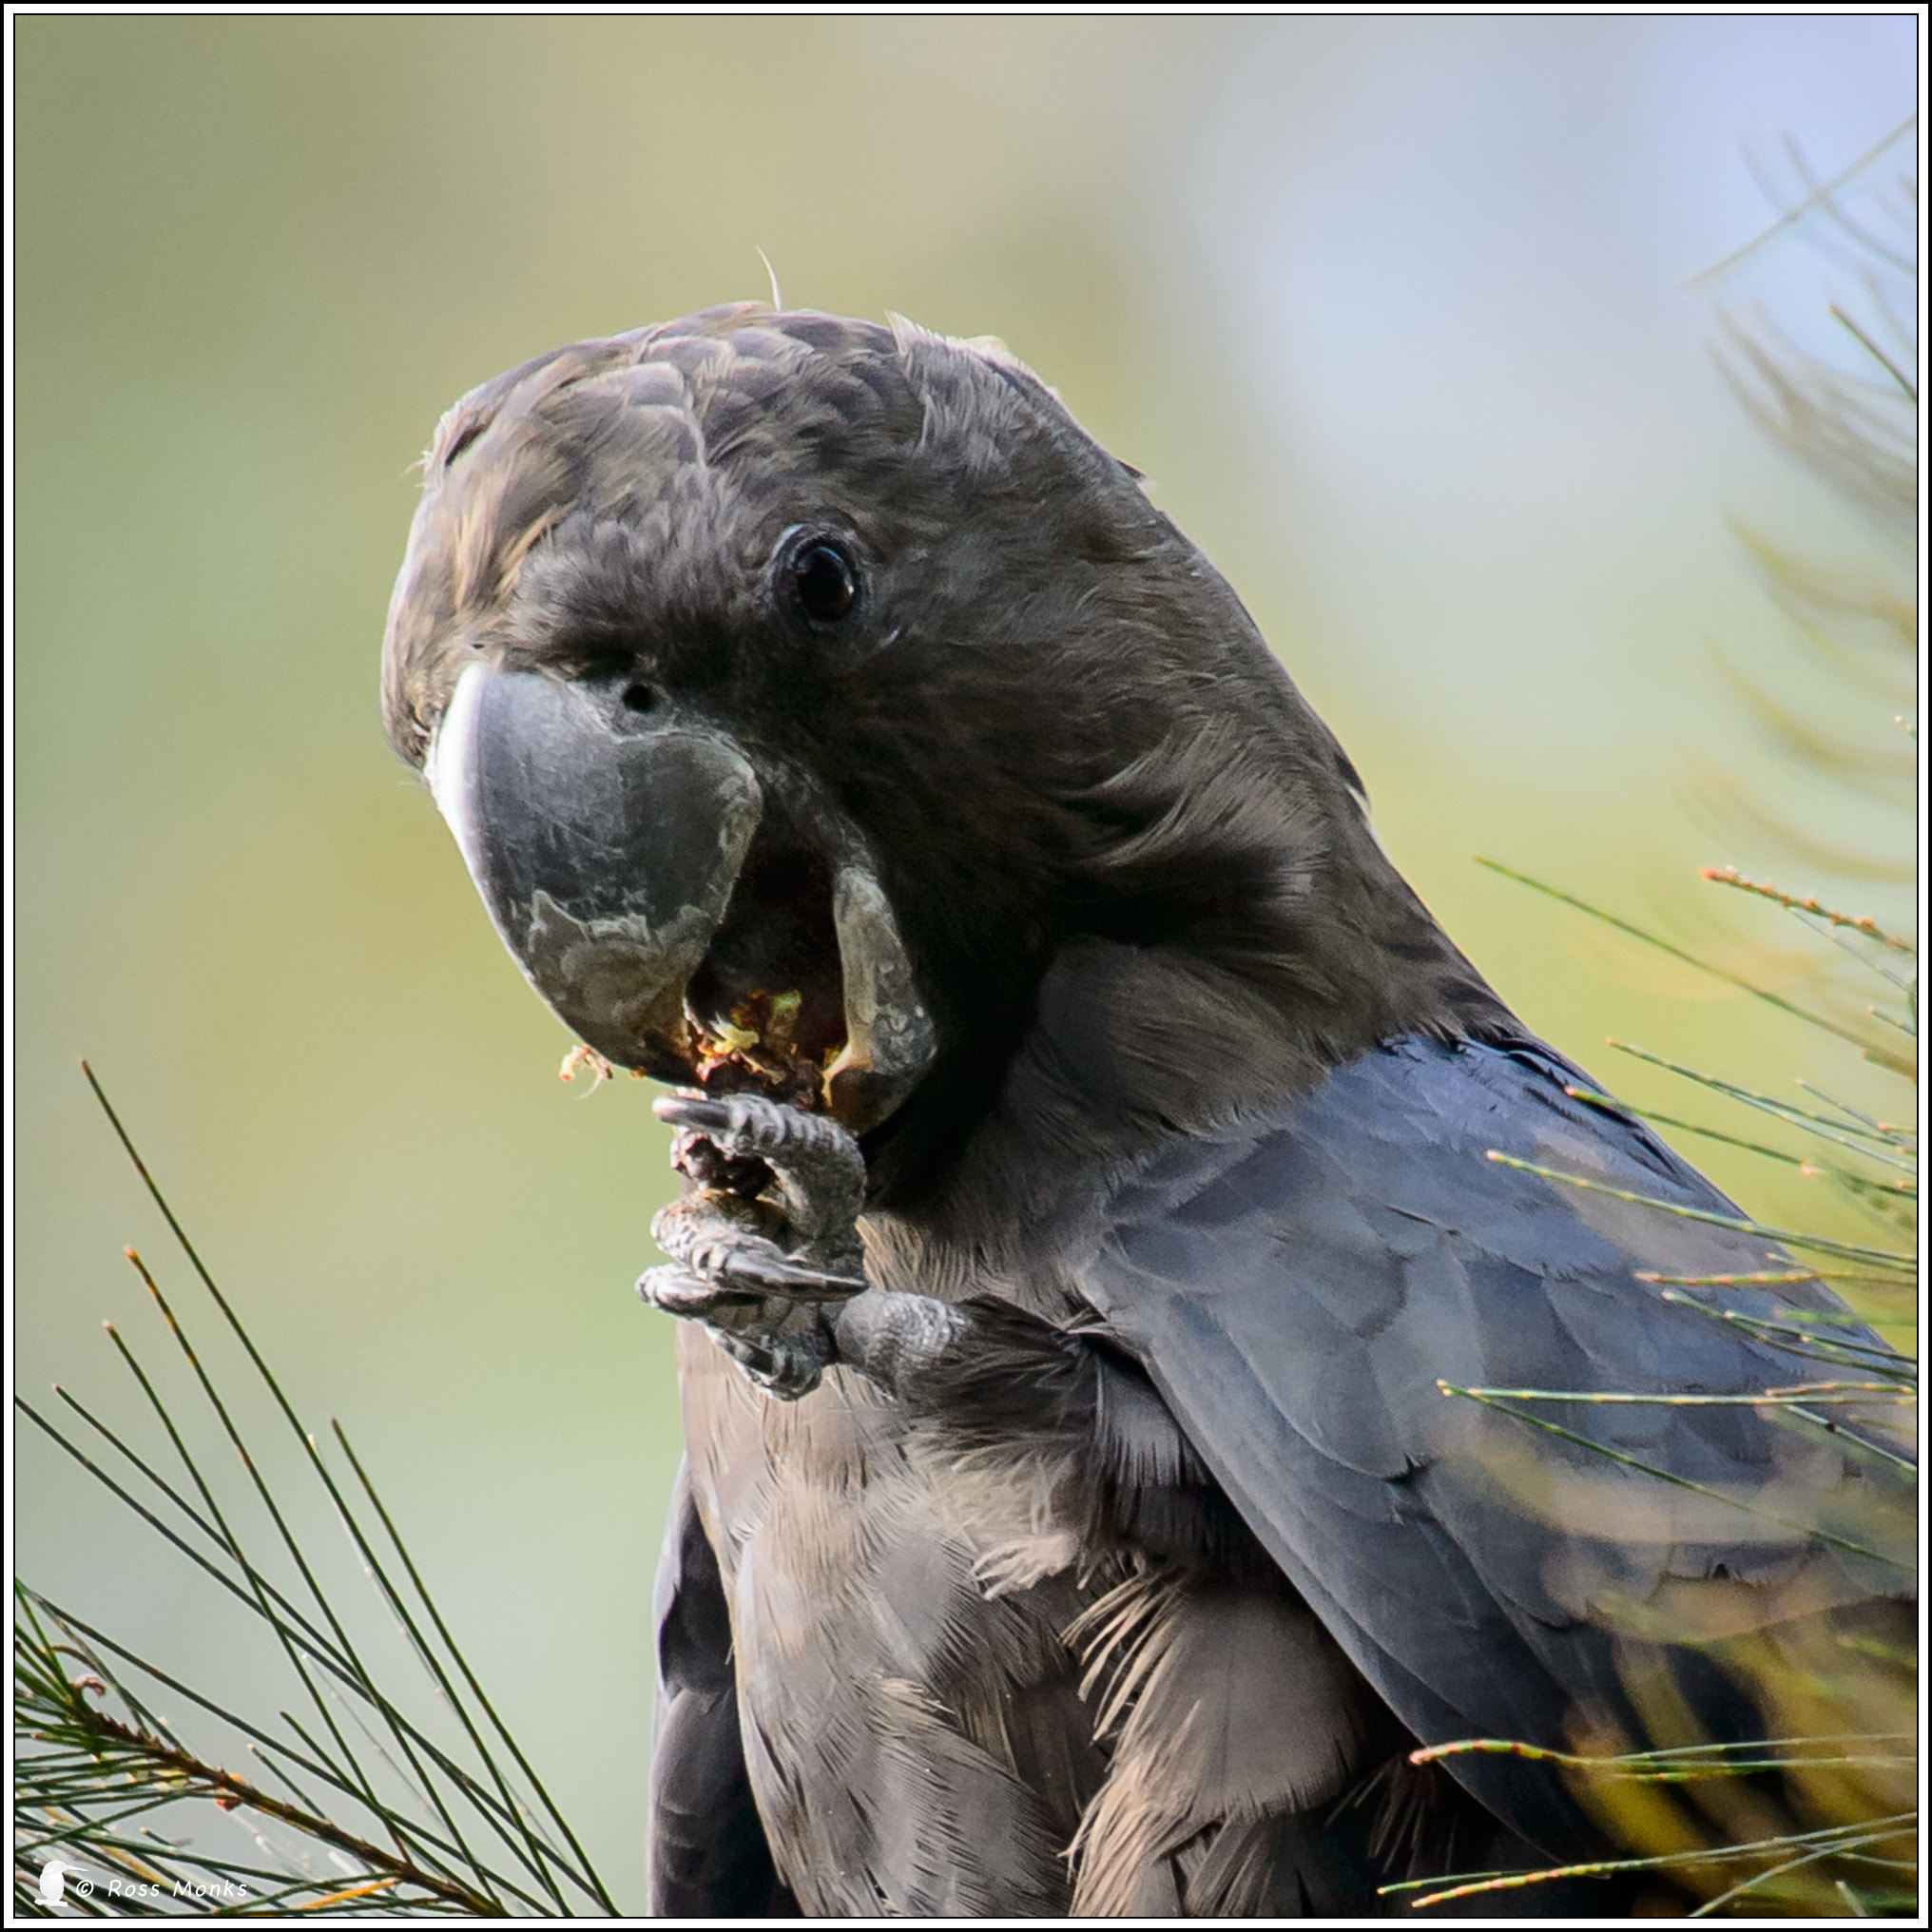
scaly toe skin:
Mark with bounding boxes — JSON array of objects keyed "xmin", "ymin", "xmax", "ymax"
[
  {"xmin": 656, "ymin": 1090, "xmax": 836, "ymax": 1159},
  {"xmin": 708, "ymin": 1309, "xmax": 833, "ymax": 1401},
  {"xmin": 650, "ymin": 1197, "xmax": 862, "ymax": 1302},
  {"xmin": 642, "ymin": 1092, "xmax": 868, "ymax": 1397},
  {"xmin": 654, "ymin": 1092, "xmax": 866, "ymax": 1261},
  {"xmin": 637, "ymin": 1264, "xmax": 762, "ymax": 1321}
]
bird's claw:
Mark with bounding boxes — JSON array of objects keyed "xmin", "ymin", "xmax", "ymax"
[
  {"xmin": 705, "ymin": 1315, "xmax": 833, "ymax": 1402},
  {"xmin": 654, "ymin": 1090, "xmax": 867, "ymax": 1254},
  {"xmin": 641, "ymin": 1090, "xmax": 868, "ymax": 1399},
  {"xmin": 646, "ymin": 1200, "xmax": 864, "ymax": 1304}
]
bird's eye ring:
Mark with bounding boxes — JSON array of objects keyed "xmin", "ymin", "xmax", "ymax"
[{"xmin": 785, "ymin": 537, "xmax": 860, "ymax": 623}]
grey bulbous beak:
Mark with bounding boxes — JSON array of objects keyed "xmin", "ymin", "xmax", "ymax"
[
  {"xmin": 428, "ymin": 663, "xmax": 763, "ymax": 1079},
  {"xmin": 425, "ymin": 661, "xmax": 936, "ymax": 1129}
]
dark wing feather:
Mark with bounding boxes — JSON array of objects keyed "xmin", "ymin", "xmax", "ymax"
[
  {"xmin": 648, "ymin": 1460, "xmax": 800, "ymax": 1918},
  {"xmin": 1079, "ymin": 1035, "xmax": 1913, "ymax": 1856}
]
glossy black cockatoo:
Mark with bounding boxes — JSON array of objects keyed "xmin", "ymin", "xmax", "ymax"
[{"xmin": 381, "ymin": 306, "xmax": 1912, "ymax": 1918}]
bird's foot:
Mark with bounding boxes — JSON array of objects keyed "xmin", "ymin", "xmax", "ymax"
[{"xmin": 638, "ymin": 1091, "xmax": 868, "ymax": 1400}]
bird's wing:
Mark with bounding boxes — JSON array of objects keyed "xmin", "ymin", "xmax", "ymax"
[
  {"xmin": 649, "ymin": 1459, "xmax": 800, "ymax": 1918},
  {"xmin": 1078, "ymin": 1035, "xmax": 1913, "ymax": 1855}
]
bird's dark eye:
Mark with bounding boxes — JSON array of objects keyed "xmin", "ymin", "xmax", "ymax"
[
  {"xmin": 622, "ymin": 683, "xmax": 659, "ymax": 713},
  {"xmin": 790, "ymin": 541, "xmax": 858, "ymax": 622}
]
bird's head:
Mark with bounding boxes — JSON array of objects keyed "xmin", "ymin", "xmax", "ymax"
[{"xmin": 384, "ymin": 305, "xmax": 1495, "ymax": 1188}]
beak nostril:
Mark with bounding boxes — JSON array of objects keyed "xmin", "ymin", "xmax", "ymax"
[{"xmin": 623, "ymin": 684, "xmax": 660, "ymax": 714}]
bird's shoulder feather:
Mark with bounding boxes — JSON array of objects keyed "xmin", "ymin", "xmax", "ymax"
[{"xmin": 1078, "ymin": 1034, "xmax": 1912, "ymax": 1851}]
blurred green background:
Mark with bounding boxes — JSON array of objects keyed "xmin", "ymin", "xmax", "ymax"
[{"xmin": 15, "ymin": 16, "xmax": 1915, "ymax": 1908}]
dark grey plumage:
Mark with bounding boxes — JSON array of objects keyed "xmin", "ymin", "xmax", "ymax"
[
  {"xmin": 1079, "ymin": 1035, "xmax": 1908, "ymax": 1856},
  {"xmin": 382, "ymin": 305, "xmax": 1913, "ymax": 1917},
  {"xmin": 649, "ymin": 1463, "xmax": 798, "ymax": 1917}
]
